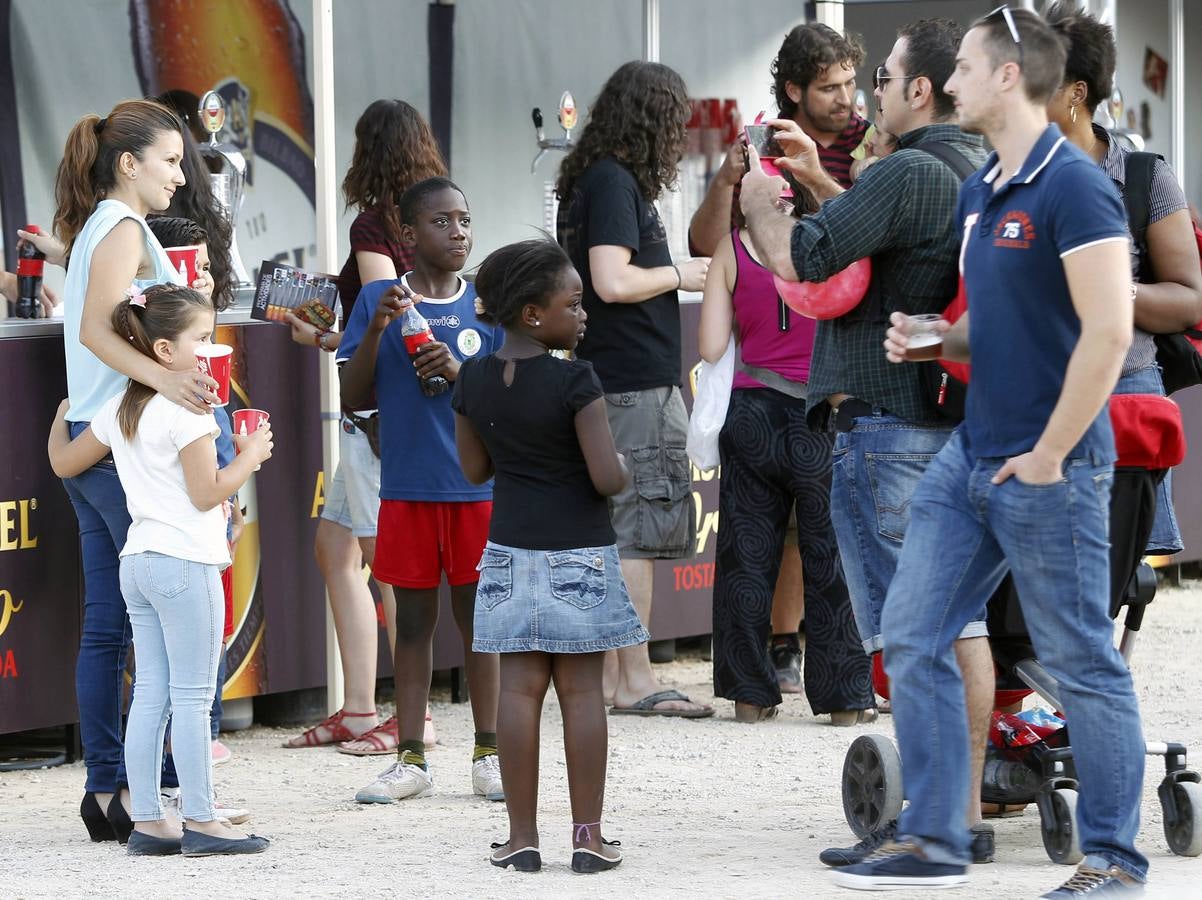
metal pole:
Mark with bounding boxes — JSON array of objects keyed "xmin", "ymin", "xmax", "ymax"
[
  {"xmin": 644, "ymin": 0, "xmax": 659, "ymax": 63},
  {"xmin": 313, "ymin": 0, "xmax": 344, "ymax": 715},
  {"xmin": 1169, "ymin": 0, "xmax": 1185, "ymax": 194}
]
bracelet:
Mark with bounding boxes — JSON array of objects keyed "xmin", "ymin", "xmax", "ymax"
[
  {"xmin": 673, "ymin": 264, "xmax": 682, "ymax": 291},
  {"xmin": 317, "ymin": 331, "xmax": 333, "ymax": 352}
]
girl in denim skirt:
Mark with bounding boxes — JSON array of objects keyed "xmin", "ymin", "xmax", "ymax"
[
  {"xmin": 48, "ymin": 284, "xmax": 271, "ymax": 858},
  {"xmin": 453, "ymin": 238, "xmax": 648, "ymax": 875}
]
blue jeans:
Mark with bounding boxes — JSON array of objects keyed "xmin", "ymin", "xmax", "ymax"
[
  {"xmin": 828, "ymin": 413, "xmax": 980, "ymax": 654},
  {"xmin": 63, "ymin": 425, "xmax": 131, "ymax": 793},
  {"xmin": 1113, "ymin": 365, "xmax": 1183, "ymax": 554},
  {"xmin": 882, "ymin": 431, "xmax": 1148, "ymax": 881},
  {"xmin": 119, "ymin": 552, "xmax": 223, "ymax": 822}
]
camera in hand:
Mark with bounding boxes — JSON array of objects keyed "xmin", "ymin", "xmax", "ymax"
[{"xmin": 744, "ymin": 124, "xmax": 783, "ymax": 159}]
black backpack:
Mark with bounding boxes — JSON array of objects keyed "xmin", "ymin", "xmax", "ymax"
[
  {"xmin": 913, "ymin": 140, "xmax": 978, "ymax": 422},
  {"xmin": 1123, "ymin": 151, "xmax": 1202, "ymax": 394}
]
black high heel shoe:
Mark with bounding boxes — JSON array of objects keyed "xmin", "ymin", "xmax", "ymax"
[
  {"xmin": 489, "ymin": 842, "xmax": 541, "ymax": 872},
  {"xmin": 80, "ymin": 793, "xmax": 117, "ymax": 842},
  {"xmin": 106, "ymin": 793, "xmax": 134, "ymax": 845}
]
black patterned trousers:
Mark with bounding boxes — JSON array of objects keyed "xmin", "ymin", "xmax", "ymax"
[{"xmin": 711, "ymin": 388, "xmax": 874, "ymax": 712}]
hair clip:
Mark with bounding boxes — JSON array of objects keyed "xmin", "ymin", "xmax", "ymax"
[
  {"xmin": 94, "ymin": 116, "xmax": 107, "ymax": 134},
  {"xmin": 126, "ymin": 286, "xmax": 148, "ymax": 308}
]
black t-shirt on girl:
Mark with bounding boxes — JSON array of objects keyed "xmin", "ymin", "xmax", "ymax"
[
  {"xmin": 556, "ymin": 157, "xmax": 681, "ymax": 392},
  {"xmin": 452, "ymin": 354, "xmax": 616, "ymax": 550}
]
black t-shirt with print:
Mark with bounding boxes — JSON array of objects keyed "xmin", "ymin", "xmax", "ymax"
[
  {"xmin": 556, "ymin": 157, "xmax": 681, "ymax": 392},
  {"xmin": 452, "ymin": 353, "xmax": 615, "ymax": 551}
]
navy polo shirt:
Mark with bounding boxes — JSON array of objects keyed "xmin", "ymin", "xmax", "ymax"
[{"xmin": 959, "ymin": 125, "xmax": 1129, "ymax": 462}]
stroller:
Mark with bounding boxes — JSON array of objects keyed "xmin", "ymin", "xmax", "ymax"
[{"xmin": 838, "ymin": 393, "xmax": 1202, "ymax": 865}]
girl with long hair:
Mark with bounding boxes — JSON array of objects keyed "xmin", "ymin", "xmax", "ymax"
[
  {"xmin": 283, "ymin": 99, "xmax": 447, "ymax": 754},
  {"xmin": 49, "ymin": 284, "xmax": 271, "ymax": 856},
  {"xmin": 52, "ymin": 99, "xmax": 220, "ymax": 842}
]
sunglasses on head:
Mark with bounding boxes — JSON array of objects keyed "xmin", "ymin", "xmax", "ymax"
[{"xmin": 987, "ymin": 4, "xmax": 1025, "ymax": 67}]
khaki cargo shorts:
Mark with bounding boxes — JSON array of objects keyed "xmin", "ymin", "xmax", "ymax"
[{"xmin": 605, "ymin": 386, "xmax": 696, "ymax": 560}]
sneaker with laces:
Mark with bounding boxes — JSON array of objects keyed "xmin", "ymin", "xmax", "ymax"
[
  {"xmin": 1040, "ymin": 865, "xmax": 1145, "ymax": 898},
  {"xmin": 355, "ymin": 760, "xmax": 434, "ymax": 804},
  {"xmin": 820, "ymin": 820, "xmax": 897, "ymax": 867},
  {"xmin": 472, "ymin": 754, "xmax": 505, "ymax": 802},
  {"xmin": 160, "ymin": 788, "xmax": 250, "ymax": 825},
  {"xmin": 829, "ymin": 841, "xmax": 969, "ymax": 890}
]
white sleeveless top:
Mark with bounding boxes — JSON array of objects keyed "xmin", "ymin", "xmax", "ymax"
[{"xmin": 63, "ymin": 199, "xmax": 183, "ymax": 423}]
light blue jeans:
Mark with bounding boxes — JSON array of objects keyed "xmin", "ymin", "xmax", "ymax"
[
  {"xmin": 119, "ymin": 552, "xmax": 223, "ymax": 822},
  {"xmin": 881, "ymin": 431, "xmax": 1148, "ymax": 882}
]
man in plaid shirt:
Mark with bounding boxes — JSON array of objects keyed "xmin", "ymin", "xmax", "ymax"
[{"xmin": 741, "ymin": 18, "xmax": 996, "ymax": 867}]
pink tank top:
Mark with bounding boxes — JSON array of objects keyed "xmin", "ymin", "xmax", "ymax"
[{"xmin": 730, "ymin": 229, "xmax": 817, "ymax": 391}]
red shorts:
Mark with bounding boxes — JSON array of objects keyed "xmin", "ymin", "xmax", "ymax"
[{"xmin": 374, "ymin": 500, "xmax": 492, "ymax": 589}]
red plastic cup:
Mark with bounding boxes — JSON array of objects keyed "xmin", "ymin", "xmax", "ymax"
[
  {"xmin": 232, "ymin": 408, "xmax": 270, "ymax": 442},
  {"xmin": 195, "ymin": 343, "xmax": 233, "ymax": 407},
  {"xmin": 164, "ymin": 245, "xmax": 201, "ymax": 286}
]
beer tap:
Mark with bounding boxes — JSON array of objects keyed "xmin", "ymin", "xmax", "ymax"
[{"xmin": 530, "ymin": 91, "xmax": 577, "ymax": 173}]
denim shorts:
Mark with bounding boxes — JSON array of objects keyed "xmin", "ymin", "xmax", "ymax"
[
  {"xmin": 471, "ymin": 542, "xmax": 650, "ymax": 653},
  {"xmin": 320, "ymin": 419, "xmax": 381, "ymax": 538}
]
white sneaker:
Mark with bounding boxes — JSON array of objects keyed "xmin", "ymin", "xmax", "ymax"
[
  {"xmin": 161, "ymin": 788, "xmax": 250, "ymax": 825},
  {"xmin": 472, "ymin": 754, "xmax": 505, "ymax": 802},
  {"xmin": 355, "ymin": 760, "xmax": 433, "ymax": 804}
]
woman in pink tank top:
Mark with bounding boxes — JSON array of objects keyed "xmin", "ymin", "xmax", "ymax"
[{"xmin": 698, "ymin": 186, "xmax": 874, "ymax": 725}]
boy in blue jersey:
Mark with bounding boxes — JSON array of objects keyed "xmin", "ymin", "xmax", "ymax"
[
  {"xmin": 836, "ymin": 9, "xmax": 1145, "ymax": 897},
  {"xmin": 337, "ymin": 177, "xmax": 503, "ymax": 804}
]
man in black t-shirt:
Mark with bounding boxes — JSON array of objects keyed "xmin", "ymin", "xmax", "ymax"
[{"xmin": 556, "ymin": 61, "xmax": 712, "ymax": 718}]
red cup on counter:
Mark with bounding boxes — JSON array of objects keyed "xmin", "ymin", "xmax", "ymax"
[
  {"xmin": 164, "ymin": 245, "xmax": 201, "ymax": 286},
  {"xmin": 195, "ymin": 343, "xmax": 233, "ymax": 406}
]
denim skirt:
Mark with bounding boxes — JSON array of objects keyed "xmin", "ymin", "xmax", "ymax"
[{"xmin": 472, "ymin": 542, "xmax": 650, "ymax": 653}]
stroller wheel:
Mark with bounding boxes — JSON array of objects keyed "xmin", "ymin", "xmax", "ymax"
[
  {"xmin": 1040, "ymin": 787, "xmax": 1083, "ymax": 865},
  {"xmin": 841, "ymin": 734, "xmax": 904, "ymax": 840},
  {"xmin": 1162, "ymin": 780, "xmax": 1202, "ymax": 856}
]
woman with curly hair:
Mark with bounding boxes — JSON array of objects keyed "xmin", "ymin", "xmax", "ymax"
[
  {"xmin": 283, "ymin": 99, "xmax": 447, "ymax": 754},
  {"xmin": 556, "ymin": 61, "xmax": 712, "ymax": 719}
]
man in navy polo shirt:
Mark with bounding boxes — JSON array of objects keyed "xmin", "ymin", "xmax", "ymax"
[{"xmin": 833, "ymin": 8, "xmax": 1145, "ymax": 897}]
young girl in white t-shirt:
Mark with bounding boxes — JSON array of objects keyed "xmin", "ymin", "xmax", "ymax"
[{"xmin": 49, "ymin": 283, "xmax": 273, "ymax": 857}]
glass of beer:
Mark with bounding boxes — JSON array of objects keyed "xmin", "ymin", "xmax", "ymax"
[{"xmin": 905, "ymin": 314, "xmax": 944, "ymax": 361}]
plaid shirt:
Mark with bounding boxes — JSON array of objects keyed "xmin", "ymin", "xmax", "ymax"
[{"xmin": 794, "ymin": 123, "xmax": 987, "ymax": 427}]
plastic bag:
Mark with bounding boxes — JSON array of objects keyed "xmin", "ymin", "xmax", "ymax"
[{"xmin": 686, "ymin": 335, "xmax": 735, "ymax": 472}]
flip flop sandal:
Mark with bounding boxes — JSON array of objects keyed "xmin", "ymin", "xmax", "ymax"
[
  {"xmin": 609, "ymin": 689, "xmax": 715, "ymax": 719},
  {"xmin": 423, "ymin": 709, "xmax": 438, "ymax": 751},
  {"xmin": 337, "ymin": 716, "xmax": 400, "ymax": 756},
  {"xmin": 281, "ymin": 709, "xmax": 377, "ymax": 748},
  {"xmin": 981, "ymin": 801, "xmax": 1029, "ymax": 819}
]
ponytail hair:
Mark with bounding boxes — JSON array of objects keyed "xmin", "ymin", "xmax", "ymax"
[
  {"xmin": 474, "ymin": 237, "xmax": 574, "ymax": 328},
  {"xmin": 54, "ymin": 99, "xmax": 184, "ymax": 256},
  {"xmin": 111, "ymin": 283, "xmax": 213, "ymax": 439}
]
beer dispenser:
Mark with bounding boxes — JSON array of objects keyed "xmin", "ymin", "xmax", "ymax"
[
  {"xmin": 197, "ymin": 90, "xmax": 253, "ymax": 287},
  {"xmin": 530, "ymin": 91, "xmax": 578, "ymax": 232}
]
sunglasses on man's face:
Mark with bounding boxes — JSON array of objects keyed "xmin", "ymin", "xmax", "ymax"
[
  {"xmin": 873, "ymin": 65, "xmax": 915, "ymax": 92},
  {"xmin": 987, "ymin": 4, "xmax": 1025, "ymax": 67}
]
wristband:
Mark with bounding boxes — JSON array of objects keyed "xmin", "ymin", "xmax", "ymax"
[
  {"xmin": 673, "ymin": 265, "xmax": 682, "ymax": 291},
  {"xmin": 317, "ymin": 331, "xmax": 334, "ymax": 352}
]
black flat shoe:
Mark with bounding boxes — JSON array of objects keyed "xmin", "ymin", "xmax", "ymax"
[
  {"xmin": 571, "ymin": 840, "xmax": 622, "ymax": 874},
  {"xmin": 489, "ymin": 842, "xmax": 541, "ymax": 872},
  {"xmin": 127, "ymin": 830, "xmax": 182, "ymax": 856},
  {"xmin": 80, "ymin": 792, "xmax": 117, "ymax": 842},
  {"xmin": 181, "ymin": 829, "xmax": 270, "ymax": 857},
  {"xmin": 106, "ymin": 793, "xmax": 134, "ymax": 845}
]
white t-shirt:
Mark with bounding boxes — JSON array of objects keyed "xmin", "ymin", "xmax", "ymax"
[{"xmin": 90, "ymin": 392, "xmax": 230, "ymax": 566}]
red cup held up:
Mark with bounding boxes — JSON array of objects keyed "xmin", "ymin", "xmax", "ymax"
[
  {"xmin": 195, "ymin": 344, "xmax": 233, "ymax": 406},
  {"xmin": 164, "ymin": 245, "xmax": 201, "ymax": 286}
]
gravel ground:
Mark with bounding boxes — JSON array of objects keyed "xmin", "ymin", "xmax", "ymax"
[{"xmin": 4, "ymin": 580, "xmax": 1202, "ymax": 898}]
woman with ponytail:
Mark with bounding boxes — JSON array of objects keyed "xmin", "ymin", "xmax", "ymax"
[
  {"xmin": 52, "ymin": 99, "xmax": 220, "ymax": 842},
  {"xmin": 48, "ymin": 284, "xmax": 272, "ymax": 857}
]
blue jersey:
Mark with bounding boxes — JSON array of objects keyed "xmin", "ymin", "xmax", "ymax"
[
  {"xmin": 337, "ymin": 274, "xmax": 502, "ymax": 501},
  {"xmin": 958, "ymin": 125, "xmax": 1129, "ymax": 462}
]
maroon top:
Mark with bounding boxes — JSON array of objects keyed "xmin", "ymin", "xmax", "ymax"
[{"xmin": 336, "ymin": 207, "xmax": 415, "ymax": 326}]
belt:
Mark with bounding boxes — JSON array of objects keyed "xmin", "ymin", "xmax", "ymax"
[{"xmin": 833, "ymin": 398, "xmax": 879, "ymax": 433}]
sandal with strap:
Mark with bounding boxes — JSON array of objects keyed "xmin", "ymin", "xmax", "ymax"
[
  {"xmin": 337, "ymin": 716, "xmax": 400, "ymax": 756},
  {"xmin": 281, "ymin": 709, "xmax": 377, "ymax": 748}
]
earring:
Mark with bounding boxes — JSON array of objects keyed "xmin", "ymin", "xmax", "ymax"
[
  {"xmin": 1070, "ymin": 104, "xmax": 1077, "ymax": 124},
  {"xmin": 533, "ymin": 320, "xmax": 541, "ymax": 326}
]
